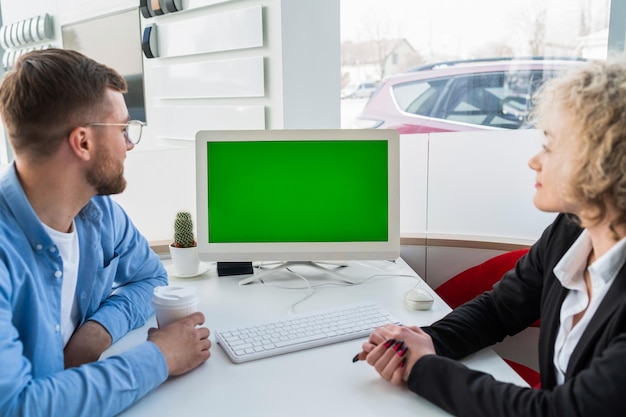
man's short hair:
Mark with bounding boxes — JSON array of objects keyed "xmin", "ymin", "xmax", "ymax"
[{"xmin": 0, "ymin": 48, "xmax": 127, "ymax": 160}]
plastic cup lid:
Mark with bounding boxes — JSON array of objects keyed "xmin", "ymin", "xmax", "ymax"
[{"xmin": 152, "ymin": 286, "xmax": 198, "ymax": 306}]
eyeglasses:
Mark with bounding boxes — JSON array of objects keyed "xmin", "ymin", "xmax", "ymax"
[{"xmin": 84, "ymin": 120, "xmax": 145, "ymax": 145}]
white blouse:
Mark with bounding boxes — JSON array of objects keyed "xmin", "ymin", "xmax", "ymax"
[{"xmin": 552, "ymin": 230, "xmax": 626, "ymax": 385}]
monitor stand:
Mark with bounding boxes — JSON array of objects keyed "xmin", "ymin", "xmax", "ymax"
[{"xmin": 238, "ymin": 261, "xmax": 355, "ymax": 286}]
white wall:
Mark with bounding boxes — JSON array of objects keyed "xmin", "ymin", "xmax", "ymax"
[
  {"xmin": 399, "ymin": 129, "xmax": 554, "ymax": 241},
  {"xmin": 427, "ymin": 129, "xmax": 555, "ymax": 242},
  {"xmin": 112, "ymin": 146, "xmax": 196, "ymax": 243},
  {"xmin": 398, "ymin": 129, "xmax": 555, "ymax": 288}
]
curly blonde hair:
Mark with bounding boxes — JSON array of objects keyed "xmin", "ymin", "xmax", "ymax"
[{"xmin": 530, "ymin": 59, "xmax": 626, "ymax": 237}]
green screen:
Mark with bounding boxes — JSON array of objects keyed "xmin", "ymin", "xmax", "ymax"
[{"xmin": 206, "ymin": 140, "xmax": 388, "ymax": 243}]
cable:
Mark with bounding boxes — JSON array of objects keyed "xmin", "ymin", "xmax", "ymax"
[
  {"xmin": 283, "ymin": 267, "xmax": 314, "ymax": 314},
  {"xmin": 251, "ymin": 261, "xmax": 424, "ymax": 313}
]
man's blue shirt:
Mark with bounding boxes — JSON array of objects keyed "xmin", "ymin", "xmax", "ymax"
[{"xmin": 0, "ymin": 163, "xmax": 169, "ymax": 416}]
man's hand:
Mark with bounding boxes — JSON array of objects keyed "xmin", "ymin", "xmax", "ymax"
[
  {"xmin": 64, "ymin": 320, "xmax": 113, "ymax": 369},
  {"xmin": 148, "ymin": 312, "xmax": 212, "ymax": 376}
]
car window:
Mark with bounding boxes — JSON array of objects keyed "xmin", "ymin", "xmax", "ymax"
[
  {"xmin": 392, "ymin": 78, "xmax": 449, "ymax": 117},
  {"xmin": 384, "ymin": 66, "xmax": 571, "ymax": 131},
  {"xmin": 439, "ymin": 71, "xmax": 551, "ymax": 129},
  {"xmin": 437, "ymin": 73, "xmax": 511, "ymax": 127}
]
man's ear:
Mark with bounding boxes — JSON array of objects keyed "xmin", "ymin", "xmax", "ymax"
[{"xmin": 67, "ymin": 126, "xmax": 92, "ymax": 161}]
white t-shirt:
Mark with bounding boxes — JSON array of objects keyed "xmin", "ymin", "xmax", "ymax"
[
  {"xmin": 552, "ymin": 230, "xmax": 626, "ymax": 384},
  {"xmin": 43, "ymin": 221, "xmax": 80, "ymax": 346}
]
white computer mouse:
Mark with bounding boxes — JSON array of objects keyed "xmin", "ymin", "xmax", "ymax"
[{"xmin": 404, "ymin": 288, "xmax": 434, "ymax": 311}]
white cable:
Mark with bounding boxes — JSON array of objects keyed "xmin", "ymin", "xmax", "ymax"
[
  {"xmin": 252, "ymin": 261, "xmax": 423, "ymax": 313},
  {"xmin": 284, "ymin": 267, "xmax": 314, "ymax": 314}
]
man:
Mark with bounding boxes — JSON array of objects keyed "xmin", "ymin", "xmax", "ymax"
[{"xmin": 0, "ymin": 49, "xmax": 211, "ymax": 416}]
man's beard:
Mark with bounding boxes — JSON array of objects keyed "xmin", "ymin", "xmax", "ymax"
[{"xmin": 86, "ymin": 149, "xmax": 127, "ymax": 195}]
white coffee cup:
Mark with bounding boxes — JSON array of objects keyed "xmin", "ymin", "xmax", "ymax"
[{"xmin": 152, "ymin": 285, "xmax": 199, "ymax": 328}]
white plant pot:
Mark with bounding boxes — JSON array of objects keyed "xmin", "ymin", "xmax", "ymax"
[{"xmin": 169, "ymin": 245, "xmax": 200, "ymax": 276}]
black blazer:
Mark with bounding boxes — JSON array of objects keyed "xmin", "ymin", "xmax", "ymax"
[{"xmin": 407, "ymin": 214, "xmax": 626, "ymax": 417}]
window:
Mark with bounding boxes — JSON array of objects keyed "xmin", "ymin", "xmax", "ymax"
[
  {"xmin": 394, "ymin": 78, "xmax": 448, "ymax": 117},
  {"xmin": 440, "ymin": 74, "xmax": 507, "ymax": 126},
  {"xmin": 340, "ymin": 0, "xmax": 615, "ymax": 130}
]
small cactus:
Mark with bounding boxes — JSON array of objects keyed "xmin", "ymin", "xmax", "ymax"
[{"xmin": 173, "ymin": 211, "xmax": 196, "ymax": 248}]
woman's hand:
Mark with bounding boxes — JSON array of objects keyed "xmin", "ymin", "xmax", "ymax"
[{"xmin": 360, "ymin": 324, "xmax": 436, "ymax": 385}]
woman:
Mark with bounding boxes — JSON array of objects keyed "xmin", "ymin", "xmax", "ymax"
[{"xmin": 358, "ymin": 59, "xmax": 626, "ymax": 416}]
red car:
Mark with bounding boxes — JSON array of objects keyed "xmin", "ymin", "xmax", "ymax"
[{"xmin": 353, "ymin": 57, "xmax": 588, "ymax": 134}]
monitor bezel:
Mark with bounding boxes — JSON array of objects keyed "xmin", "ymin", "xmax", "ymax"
[{"xmin": 194, "ymin": 128, "xmax": 400, "ymax": 262}]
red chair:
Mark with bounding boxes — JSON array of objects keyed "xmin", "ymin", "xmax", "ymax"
[{"xmin": 435, "ymin": 248, "xmax": 541, "ymax": 388}]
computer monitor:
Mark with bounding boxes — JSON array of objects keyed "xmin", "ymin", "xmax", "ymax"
[{"xmin": 195, "ymin": 129, "xmax": 400, "ymax": 281}]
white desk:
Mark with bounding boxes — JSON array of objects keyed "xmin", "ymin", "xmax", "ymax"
[{"xmin": 105, "ymin": 258, "xmax": 527, "ymax": 417}]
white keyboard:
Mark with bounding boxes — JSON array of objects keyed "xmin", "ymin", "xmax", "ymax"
[{"xmin": 215, "ymin": 303, "xmax": 401, "ymax": 363}]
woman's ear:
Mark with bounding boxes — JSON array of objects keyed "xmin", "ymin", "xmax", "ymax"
[{"xmin": 67, "ymin": 126, "xmax": 92, "ymax": 161}]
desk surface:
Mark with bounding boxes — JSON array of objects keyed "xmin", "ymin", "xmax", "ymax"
[{"xmin": 105, "ymin": 259, "xmax": 526, "ymax": 417}]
